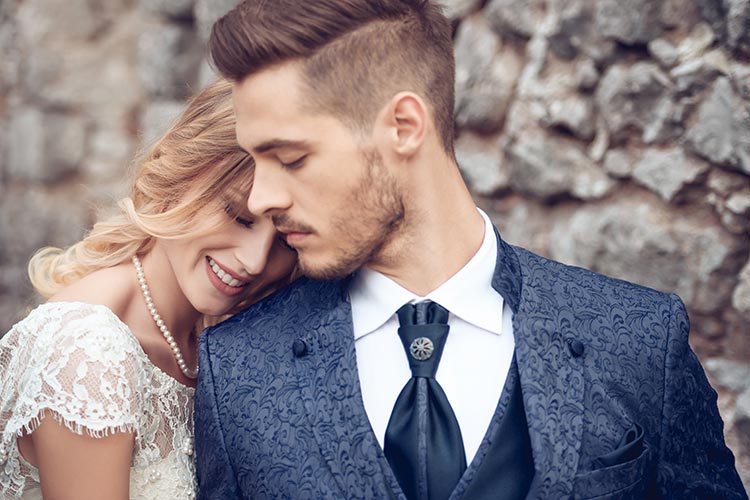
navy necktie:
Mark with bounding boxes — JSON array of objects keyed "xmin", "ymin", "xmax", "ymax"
[{"xmin": 384, "ymin": 300, "xmax": 467, "ymax": 500}]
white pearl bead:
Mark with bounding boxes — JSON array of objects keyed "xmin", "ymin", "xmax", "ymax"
[{"xmin": 132, "ymin": 255, "xmax": 198, "ymax": 379}]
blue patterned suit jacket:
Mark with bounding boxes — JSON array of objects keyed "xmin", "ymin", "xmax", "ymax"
[{"xmin": 195, "ymin": 233, "xmax": 747, "ymax": 499}]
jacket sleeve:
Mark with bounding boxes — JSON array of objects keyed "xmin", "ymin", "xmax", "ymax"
[
  {"xmin": 656, "ymin": 294, "xmax": 748, "ymax": 499},
  {"xmin": 195, "ymin": 330, "xmax": 243, "ymax": 499}
]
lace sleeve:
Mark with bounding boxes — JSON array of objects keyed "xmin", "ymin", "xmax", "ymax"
[{"xmin": 1, "ymin": 302, "xmax": 148, "ymax": 441}]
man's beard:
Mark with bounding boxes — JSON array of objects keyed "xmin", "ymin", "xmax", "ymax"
[{"xmin": 300, "ymin": 150, "xmax": 404, "ymax": 281}]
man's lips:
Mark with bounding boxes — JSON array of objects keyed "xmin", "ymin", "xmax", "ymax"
[
  {"xmin": 277, "ymin": 226, "xmax": 312, "ymax": 245},
  {"xmin": 282, "ymin": 231, "xmax": 309, "ymax": 246}
]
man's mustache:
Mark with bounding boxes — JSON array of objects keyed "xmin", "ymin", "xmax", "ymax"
[{"xmin": 272, "ymin": 213, "xmax": 315, "ymax": 234}]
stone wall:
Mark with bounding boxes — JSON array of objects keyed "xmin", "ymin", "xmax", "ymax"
[{"xmin": 0, "ymin": 0, "xmax": 748, "ymax": 488}]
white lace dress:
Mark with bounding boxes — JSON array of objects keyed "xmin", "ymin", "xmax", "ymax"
[{"xmin": 0, "ymin": 302, "xmax": 196, "ymax": 499}]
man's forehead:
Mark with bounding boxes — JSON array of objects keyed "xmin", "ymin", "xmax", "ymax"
[
  {"xmin": 232, "ymin": 61, "xmax": 305, "ymax": 104},
  {"xmin": 231, "ymin": 65, "xmax": 309, "ymax": 141}
]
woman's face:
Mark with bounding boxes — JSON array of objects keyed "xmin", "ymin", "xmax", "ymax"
[{"xmin": 157, "ymin": 197, "xmax": 298, "ymax": 317}]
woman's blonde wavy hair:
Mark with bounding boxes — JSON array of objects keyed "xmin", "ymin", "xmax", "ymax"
[{"xmin": 29, "ymin": 79, "xmax": 262, "ymax": 304}]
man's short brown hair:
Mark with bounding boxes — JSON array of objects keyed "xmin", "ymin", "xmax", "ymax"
[{"xmin": 209, "ymin": 0, "xmax": 456, "ymax": 154}]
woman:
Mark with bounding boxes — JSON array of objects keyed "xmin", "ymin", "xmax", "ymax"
[{"xmin": 0, "ymin": 79, "xmax": 297, "ymax": 499}]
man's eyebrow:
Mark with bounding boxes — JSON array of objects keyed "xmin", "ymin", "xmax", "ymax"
[{"xmin": 252, "ymin": 139, "xmax": 313, "ymax": 155}]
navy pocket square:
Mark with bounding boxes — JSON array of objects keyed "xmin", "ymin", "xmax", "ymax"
[{"xmin": 594, "ymin": 423, "xmax": 644, "ymax": 468}]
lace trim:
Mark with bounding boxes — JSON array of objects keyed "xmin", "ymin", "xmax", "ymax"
[{"xmin": 13, "ymin": 408, "xmax": 138, "ymax": 441}]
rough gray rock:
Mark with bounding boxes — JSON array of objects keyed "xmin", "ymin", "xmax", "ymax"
[
  {"xmin": 437, "ymin": 0, "xmax": 484, "ymax": 20},
  {"xmin": 661, "ymin": 0, "xmax": 702, "ymax": 29},
  {"xmin": 454, "ymin": 15, "xmax": 520, "ymax": 133},
  {"xmin": 603, "ymin": 149, "xmax": 637, "ymax": 178},
  {"xmin": 547, "ymin": 0, "xmax": 618, "ymax": 62},
  {"xmin": 483, "ymin": 197, "xmax": 561, "ymax": 254},
  {"xmin": 575, "ymin": 58, "xmax": 600, "ymax": 90},
  {"xmin": 707, "ymin": 168, "xmax": 750, "ymax": 197},
  {"xmin": 632, "ymin": 147, "xmax": 709, "ymax": 201},
  {"xmin": 455, "ymin": 80, "xmax": 511, "ymax": 133},
  {"xmin": 20, "ymin": 45, "xmax": 64, "ymax": 101},
  {"xmin": 21, "ymin": 12, "xmax": 143, "ymax": 117},
  {"xmin": 643, "ymin": 98, "xmax": 684, "ymax": 144},
  {"xmin": 731, "ymin": 62, "xmax": 750, "ymax": 100},
  {"xmin": 596, "ymin": 62, "xmax": 674, "ymax": 143},
  {"xmin": 726, "ymin": 190, "xmax": 750, "ymax": 214},
  {"xmin": 455, "ymin": 14, "xmax": 502, "ymax": 86},
  {"xmin": 7, "ymin": 108, "xmax": 86, "ymax": 184},
  {"xmin": 734, "ymin": 389, "xmax": 750, "ymax": 457},
  {"xmin": 138, "ymin": 21, "xmax": 202, "ymax": 99},
  {"xmin": 685, "ymin": 77, "xmax": 750, "ymax": 175},
  {"xmin": 733, "ymin": 258, "xmax": 750, "ymax": 314},
  {"xmin": 506, "ymin": 132, "xmax": 615, "ymax": 200},
  {"xmin": 705, "ymin": 358, "xmax": 750, "ymax": 392},
  {"xmin": 710, "ymin": 183, "xmax": 750, "ymax": 234},
  {"xmin": 727, "ymin": 0, "xmax": 750, "ymax": 56},
  {"xmin": 485, "ymin": 0, "xmax": 545, "ymax": 39},
  {"xmin": 595, "ymin": 0, "xmax": 664, "ymax": 44},
  {"xmin": 139, "ymin": 100, "xmax": 186, "ymax": 147},
  {"xmin": 677, "ymin": 22, "xmax": 716, "ymax": 61},
  {"xmin": 649, "ymin": 38, "xmax": 680, "ymax": 68},
  {"xmin": 0, "ymin": 1, "xmax": 19, "ymax": 93},
  {"xmin": 16, "ymin": 0, "xmax": 104, "ymax": 44},
  {"xmin": 455, "ymin": 132, "xmax": 510, "ymax": 196},
  {"xmin": 670, "ymin": 51, "xmax": 730, "ymax": 94},
  {"xmin": 0, "ymin": 187, "xmax": 91, "ymax": 264},
  {"xmin": 141, "ymin": 0, "xmax": 195, "ymax": 20},
  {"xmin": 194, "ymin": 0, "xmax": 241, "ymax": 41},
  {"xmin": 86, "ymin": 128, "xmax": 135, "ymax": 183},
  {"xmin": 539, "ymin": 95, "xmax": 596, "ymax": 140},
  {"xmin": 692, "ymin": 0, "xmax": 727, "ymax": 43},
  {"xmin": 549, "ymin": 198, "xmax": 741, "ymax": 314}
]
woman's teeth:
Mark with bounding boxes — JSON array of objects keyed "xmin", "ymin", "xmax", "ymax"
[{"xmin": 208, "ymin": 258, "xmax": 246, "ymax": 288}]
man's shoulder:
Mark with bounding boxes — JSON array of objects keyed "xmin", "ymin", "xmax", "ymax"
[
  {"xmin": 509, "ymin": 244, "xmax": 686, "ymax": 373},
  {"xmin": 203, "ymin": 277, "xmax": 347, "ymax": 346},
  {"xmin": 510, "ymin": 243, "xmax": 675, "ymax": 308}
]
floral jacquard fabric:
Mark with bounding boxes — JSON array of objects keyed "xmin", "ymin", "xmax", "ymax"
[
  {"xmin": 0, "ymin": 302, "xmax": 196, "ymax": 499},
  {"xmin": 195, "ymin": 231, "xmax": 747, "ymax": 500}
]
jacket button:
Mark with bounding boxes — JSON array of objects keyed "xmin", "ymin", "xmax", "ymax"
[
  {"xmin": 567, "ymin": 338, "xmax": 585, "ymax": 357},
  {"xmin": 292, "ymin": 339, "xmax": 309, "ymax": 358}
]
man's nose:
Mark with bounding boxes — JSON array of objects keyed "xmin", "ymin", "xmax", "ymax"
[{"xmin": 248, "ymin": 164, "xmax": 291, "ymax": 217}]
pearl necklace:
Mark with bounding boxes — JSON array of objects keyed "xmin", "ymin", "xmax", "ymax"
[{"xmin": 132, "ymin": 255, "xmax": 198, "ymax": 379}]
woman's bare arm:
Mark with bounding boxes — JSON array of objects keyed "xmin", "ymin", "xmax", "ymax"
[{"xmin": 27, "ymin": 415, "xmax": 134, "ymax": 500}]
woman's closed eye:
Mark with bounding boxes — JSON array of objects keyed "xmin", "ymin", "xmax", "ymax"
[{"xmin": 224, "ymin": 204, "xmax": 254, "ymax": 228}]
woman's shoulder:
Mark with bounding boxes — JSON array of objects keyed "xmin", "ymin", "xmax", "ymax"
[
  {"xmin": 48, "ymin": 262, "xmax": 135, "ymax": 317},
  {"xmin": 1, "ymin": 300, "xmax": 153, "ymax": 443},
  {"xmin": 8, "ymin": 300, "xmax": 145, "ymax": 366}
]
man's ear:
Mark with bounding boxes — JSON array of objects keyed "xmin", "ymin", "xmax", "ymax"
[{"xmin": 375, "ymin": 91, "xmax": 427, "ymax": 157}]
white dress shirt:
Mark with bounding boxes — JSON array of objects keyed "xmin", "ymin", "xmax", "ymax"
[{"xmin": 349, "ymin": 209, "xmax": 515, "ymax": 464}]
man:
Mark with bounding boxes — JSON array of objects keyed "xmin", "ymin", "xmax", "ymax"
[{"xmin": 195, "ymin": 1, "xmax": 747, "ymax": 498}]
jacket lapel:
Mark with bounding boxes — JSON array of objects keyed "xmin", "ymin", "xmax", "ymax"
[
  {"xmin": 291, "ymin": 229, "xmax": 586, "ymax": 499},
  {"xmin": 292, "ymin": 279, "xmax": 404, "ymax": 500},
  {"xmin": 491, "ymin": 231, "xmax": 586, "ymax": 498}
]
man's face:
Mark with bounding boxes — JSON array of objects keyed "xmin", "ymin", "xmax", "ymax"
[{"xmin": 233, "ymin": 62, "xmax": 404, "ymax": 280}]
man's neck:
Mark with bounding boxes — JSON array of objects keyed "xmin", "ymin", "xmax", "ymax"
[{"xmin": 367, "ymin": 163, "xmax": 486, "ymax": 296}]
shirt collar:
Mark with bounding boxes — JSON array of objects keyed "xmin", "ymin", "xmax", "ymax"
[{"xmin": 349, "ymin": 208, "xmax": 504, "ymax": 340}]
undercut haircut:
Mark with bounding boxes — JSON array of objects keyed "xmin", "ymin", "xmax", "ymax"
[{"xmin": 209, "ymin": 0, "xmax": 456, "ymax": 154}]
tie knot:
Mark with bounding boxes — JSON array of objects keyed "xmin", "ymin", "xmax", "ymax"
[
  {"xmin": 397, "ymin": 300, "xmax": 449, "ymax": 326},
  {"xmin": 396, "ymin": 301, "xmax": 450, "ymax": 378}
]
